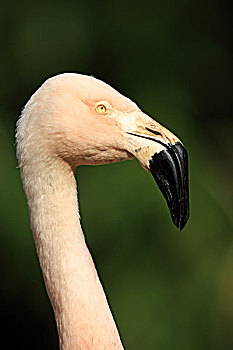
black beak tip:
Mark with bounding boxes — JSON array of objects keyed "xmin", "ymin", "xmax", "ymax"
[
  {"xmin": 178, "ymin": 220, "xmax": 187, "ymax": 231},
  {"xmin": 173, "ymin": 212, "xmax": 189, "ymax": 231},
  {"xmin": 149, "ymin": 142, "xmax": 190, "ymax": 230}
]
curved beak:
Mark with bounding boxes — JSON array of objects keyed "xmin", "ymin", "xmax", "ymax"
[
  {"xmin": 149, "ymin": 141, "xmax": 189, "ymax": 230},
  {"xmin": 124, "ymin": 113, "xmax": 189, "ymax": 230}
]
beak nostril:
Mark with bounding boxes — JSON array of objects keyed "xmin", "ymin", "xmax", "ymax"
[{"xmin": 146, "ymin": 127, "xmax": 162, "ymax": 136}]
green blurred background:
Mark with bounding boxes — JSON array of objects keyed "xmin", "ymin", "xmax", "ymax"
[{"xmin": 0, "ymin": 0, "xmax": 232, "ymax": 349}]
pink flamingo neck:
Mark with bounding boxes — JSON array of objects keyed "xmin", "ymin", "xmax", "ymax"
[{"xmin": 23, "ymin": 157, "xmax": 124, "ymax": 350}]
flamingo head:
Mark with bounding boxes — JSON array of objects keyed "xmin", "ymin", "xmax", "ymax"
[{"xmin": 18, "ymin": 73, "xmax": 189, "ymax": 230}]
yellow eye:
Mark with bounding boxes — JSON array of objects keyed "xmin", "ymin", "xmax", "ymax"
[{"xmin": 96, "ymin": 104, "xmax": 107, "ymax": 114}]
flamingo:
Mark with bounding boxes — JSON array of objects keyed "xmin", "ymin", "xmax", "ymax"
[{"xmin": 16, "ymin": 73, "xmax": 189, "ymax": 350}]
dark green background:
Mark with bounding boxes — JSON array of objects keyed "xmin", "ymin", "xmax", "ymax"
[{"xmin": 0, "ymin": 1, "xmax": 232, "ymax": 349}]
